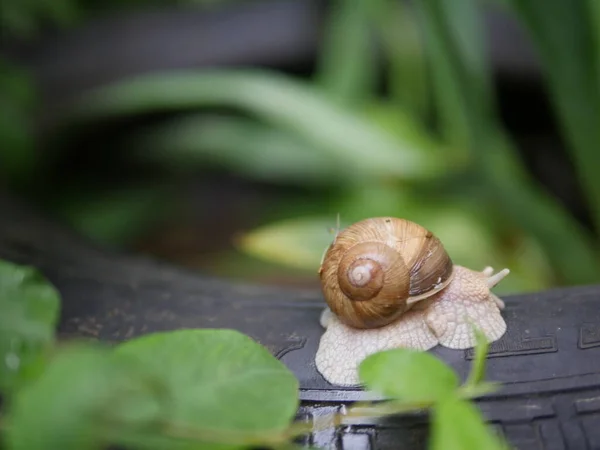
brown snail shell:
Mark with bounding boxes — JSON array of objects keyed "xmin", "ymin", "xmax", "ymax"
[{"xmin": 318, "ymin": 217, "xmax": 454, "ymax": 329}]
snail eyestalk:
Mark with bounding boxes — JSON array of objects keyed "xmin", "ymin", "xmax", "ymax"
[{"xmin": 487, "ymin": 268, "xmax": 510, "ymax": 288}]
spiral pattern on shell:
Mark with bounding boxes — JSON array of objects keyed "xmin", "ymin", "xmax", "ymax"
[{"xmin": 319, "ymin": 217, "xmax": 454, "ymax": 329}]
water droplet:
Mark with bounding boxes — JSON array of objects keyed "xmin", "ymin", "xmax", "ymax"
[{"xmin": 5, "ymin": 353, "xmax": 20, "ymax": 371}]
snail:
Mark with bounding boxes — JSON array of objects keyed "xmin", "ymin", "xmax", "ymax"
[{"xmin": 314, "ymin": 217, "xmax": 510, "ymax": 386}]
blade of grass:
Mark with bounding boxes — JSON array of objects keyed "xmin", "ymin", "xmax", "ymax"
[
  {"xmin": 60, "ymin": 69, "xmax": 450, "ymax": 181},
  {"xmin": 589, "ymin": 0, "xmax": 600, "ymax": 85},
  {"xmin": 415, "ymin": 0, "xmax": 494, "ymax": 162},
  {"xmin": 368, "ymin": 0, "xmax": 429, "ymax": 118},
  {"xmin": 126, "ymin": 114, "xmax": 348, "ymax": 186},
  {"xmin": 314, "ymin": 0, "xmax": 377, "ymax": 106},
  {"xmin": 414, "ymin": 0, "xmax": 600, "ymax": 284},
  {"xmin": 508, "ymin": 0, "xmax": 600, "ymax": 234},
  {"xmin": 0, "ymin": 60, "xmax": 38, "ymax": 188}
]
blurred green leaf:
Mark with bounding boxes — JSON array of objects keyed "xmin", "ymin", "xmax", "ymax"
[
  {"xmin": 237, "ymin": 180, "xmax": 554, "ymax": 292},
  {"xmin": 483, "ymin": 132, "xmax": 600, "ymax": 286},
  {"xmin": 4, "ymin": 344, "xmax": 163, "ymax": 450},
  {"xmin": 128, "ymin": 114, "xmax": 345, "ymax": 186},
  {"xmin": 499, "ymin": 233, "xmax": 555, "ymax": 294},
  {"xmin": 5, "ymin": 329, "xmax": 301, "ymax": 450},
  {"xmin": 114, "ymin": 329, "xmax": 300, "ymax": 437},
  {"xmin": 0, "ymin": 60, "xmax": 37, "ymax": 186},
  {"xmin": 430, "ymin": 396, "xmax": 507, "ymax": 450},
  {"xmin": 415, "ymin": 0, "xmax": 600, "ymax": 285},
  {"xmin": 315, "ymin": 0, "xmax": 377, "ymax": 106},
  {"xmin": 237, "ymin": 216, "xmax": 337, "ymax": 271},
  {"xmin": 0, "ymin": 0, "xmax": 78, "ymax": 37},
  {"xmin": 368, "ymin": 0, "xmax": 429, "ymax": 118},
  {"xmin": 51, "ymin": 184, "xmax": 174, "ymax": 247},
  {"xmin": 589, "ymin": 0, "xmax": 600, "ymax": 78},
  {"xmin": 67, "ymin": 69, "xmax": 449, "ymax": 181},
  {"xmin": 362, "ymin": 101, "xmax": 460, "ymax": 167},
  {"xmin": 237, "ymin": 195, "xmax": 505, "ymax": 279},
  {"xmin": 332, "ymin": 183, "xmax": 415, "ymax": 223},
  {"xmin": 0, "ymin": 259, "xmax": 60, "ymax": 393},
  {"xmin": 507, "ymin": 0, "xmax": 600, "ymax": 233},
  {"xmin": 415, "ymin": 0, "xmax": 492, "ymax": 160},
  {"xmin": 333, "ymin": 188, "xmax": 504, "ymax": 269},
  {"xmin": 358, "ymin": 348, "xmax": 458, "ymax": 402},
  {"xmin": 191, "ymin": 248, "xmax": 319, "ymax": 284}
]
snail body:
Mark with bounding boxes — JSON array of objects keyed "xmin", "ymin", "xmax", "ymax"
[{"xmin": 315, "ymin": 216, "xmax": 510, "ymax": 386}]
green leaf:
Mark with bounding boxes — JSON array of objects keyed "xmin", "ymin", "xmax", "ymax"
[
  {"xmin": 3, "ymin": 344, "xmax": 164, "ymax": 450},
  {"xmin": 315, "ymin": 0, "xmax": 377, "ymax": 106},
  {"xmin": 508, "ymin": 0, "xmax": 600, "ymax": 233},
  {"xmin": 236, "ymin": 187, "xmax": 501, "ymax": 273},
  {"xmin": 50, "ymin": 183, "xmax": 174, "ymax": 247},
  {"xmin": 414, "ymin": 0, "xmax": 492, "ymax": 160},
  {"xmin": 589, "ymin": 0, "xmax": 600, "ymax": 78},
  {"xmin": 484, "ymin": 132, "xmax": 600, "ymax": 286},
  {"xmin": 368, "ymin": 0, "xmax": 429, "ymax": 118},
  {"xmin": 0, "ymin": 0, "xmax": 78, "ymax": 38},
  {"xmin": 361, "ymin": 102, "xmax": 452, "ymax": 162},
  {"xmin": 0, "ymin": 259, "xmax": 60, "ymax": 393},
  {"xmin": 0, "ymin": 59, "xmax": 37, "ymax": 186},
  {"xmin": 5, "ymin": 330, "xmax": 301, "ymax": 450},
  {"xmin": 358, "ymin": 348, "xmax": 459, "ymax": 402},
  {"xmin": 496, "ymin": 234, "xmax": 555, "ymax": 294},
  {"xmin": 65, "ymin": 69, "xmax": 448, "ymax": 181},
  {"xmin": 127, "ymin": 114, "xmax": 345, "ymax": 186},
  {"xmin": 237, "ymin": 216, "xmax": 338, "ymax": 271},
  {"xmin": 431, "ymin": 396, "xmax": 507, "ymax": 450},
  {"xmin": 114, "ymin": 329, "xmax": 300, "ymax": 436}
]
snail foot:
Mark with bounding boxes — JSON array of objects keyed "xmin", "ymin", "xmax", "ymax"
[{"xmin": 315, "ymin": 310, "xmax": 437, "ymax": 387}]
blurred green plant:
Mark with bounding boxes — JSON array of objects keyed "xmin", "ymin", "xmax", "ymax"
[
  {"xmin": 507, "ymin": 0, "xmax": 600, "ymax": 234},
  {"xmin": 0, "ymin": 60, "xmax": 39, "ymax": 188},
  {"xmin": 0, "ymin": 260, "xmax": 60, "ymax": 392},
  {"xmin": 2, "ymin": 0, "xmax": 600, "ymax": 293},
  {"xmin": 0, "ymin": 258, "xmax": 509, "ymax": 450}
]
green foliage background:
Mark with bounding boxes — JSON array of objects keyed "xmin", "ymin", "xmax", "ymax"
[{"xmin": 3, "ymin": 0, "xmax": 600, "ymax": 295}]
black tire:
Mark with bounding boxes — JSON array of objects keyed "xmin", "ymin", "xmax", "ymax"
[{"xmin": 1, "ymin": 192, "xmax": 598, "ymax": 450}]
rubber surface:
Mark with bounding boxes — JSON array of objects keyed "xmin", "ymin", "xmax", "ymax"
[{"xmin": 1, "ymin": 193, "xmax": 600, "ymax": 450}]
